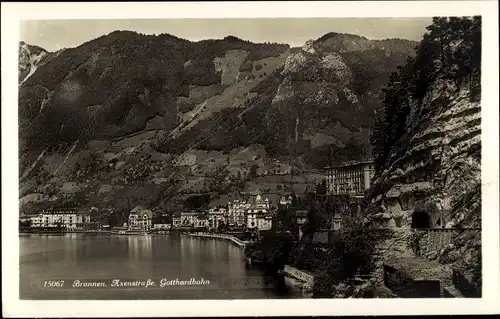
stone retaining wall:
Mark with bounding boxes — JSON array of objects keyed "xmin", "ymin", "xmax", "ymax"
[{"xmin": 283, "ymin": 265, "xmax": 314, "ymax": 296}]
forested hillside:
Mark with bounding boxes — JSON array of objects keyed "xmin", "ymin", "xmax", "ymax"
[{"xmin": 18, "ymin": 30, "xmax": 415, "ymax": 215}]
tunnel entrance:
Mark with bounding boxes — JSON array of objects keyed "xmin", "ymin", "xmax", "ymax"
[
  {"xmin": 411, "ymin": 211, "xmax": 431, "ymax": 228},
  {"xmin": 436, "ymin": 217, "xmax": 446, "ymax": 228}
]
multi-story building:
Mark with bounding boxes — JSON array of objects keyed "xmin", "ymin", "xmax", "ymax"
[
  {"xmin": 325, "ymin": 160, "xmax": 375, "ymax": 196},
  {"xmin": 246, "ymin": 194, "xmax": 271, "ymax": 230},
  {"xmin": 208, "ymin": 207, "xmax": 227, "ymax": 229},
  {"xmin": 227, "ymin": 199, "xmax": 251, "ymax": 227},
  {"xmin": 332, "ymin": 212, "xmax": 343, "ymax": 230},
  {"xmin": 194, "ymin": 215, "xmax": 208, "ymax": 229},
  {"xmin": 172, "ymin": 213, "xmax": 182, "ymax": 228},
  {"xmin": 279, "ymin": 195, "xmax": 293, "ymax": 206},
  {"xmin": 128, "ymin": 206, "xmax": 153, "ymax": 231},
  {"xmin": 256, "ymin": 213, "xmax": 273, "ymax": 231},
  {"xmin": 30, "ymin": 208, "xmax": 93, "ymax": 230},
  {"xmin": 180, "ymin": 211, "xmax": 198, "ymax": 227}
]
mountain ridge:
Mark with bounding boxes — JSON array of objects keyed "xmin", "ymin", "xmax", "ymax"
[{"xmin": 18, "ymin": 30, "xmax": 417, "ymax": 215}]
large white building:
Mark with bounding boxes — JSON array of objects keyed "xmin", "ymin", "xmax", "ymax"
[
  {"xmin": 246, "ymin": 194, "xmax": 272, "ymax": 230},
  {"xmin": 179, "ymin": 211, "xmax": 198, "ymax": 227},
  {"xmin": 172, "ymin": 213, "xmax": 182, "ymax": 227},
  {"xmin": 208, "ymin": 207, "xmax": 227, "ymax": 229},
  {"xmin": 128, "ymin": 206, "xmax": 153, "ymax": 231},
  {"xmin": 325, "ymin": 160, "xmax": 375, "ymax": 195},
  {"xmin": 228, "ymin": 199, "xmax": 251, "ymax": 227},
  {"xmin": 194, "ymin": 215, "xmax": 208, "ymax": 228},
  {"xmin": 30, "ymin": 208, "xmax": 93, "ymax": 230}
]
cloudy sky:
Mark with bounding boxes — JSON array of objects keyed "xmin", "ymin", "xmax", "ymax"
[{"xmin": 21, "ymin": 18, "xmax": 432, "ymax": 52}]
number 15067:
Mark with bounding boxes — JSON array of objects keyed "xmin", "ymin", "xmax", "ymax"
[{"xmin": 42, "ymin": 280, "xmax": 65, "ymax": 288}]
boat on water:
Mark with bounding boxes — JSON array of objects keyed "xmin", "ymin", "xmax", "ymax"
[
  {"xmin": 110, "ymin": 230, "xmax": 151, "ymax": 235},
  {"xmin": 110, "ymin": 227, "xmax": 151, "ymax": 235}
]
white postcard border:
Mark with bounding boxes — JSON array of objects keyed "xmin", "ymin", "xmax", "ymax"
[{"xmin": 2, "ymin": 1, "xmax": 499, "ymax": 317}]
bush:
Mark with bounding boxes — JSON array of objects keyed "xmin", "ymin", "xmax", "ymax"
[{"xmin": 294, "ymin": 216, "xmax": 392, "ymax": 297}]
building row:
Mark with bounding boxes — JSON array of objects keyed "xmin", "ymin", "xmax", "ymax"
[
  {"xmin": 21, "ymin": 160, "xmax": 374, "ymax": 233},
  {"xmin": 172, "ymin": 193, "xmax": 276, "ymax": 231}
]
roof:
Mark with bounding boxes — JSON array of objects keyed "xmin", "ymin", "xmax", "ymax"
[
  {"xmin": 295, "ymin": 210, "xmax": 308, "ymax": 217},
  {"xmin": 131, "ymin": 205, "xmax": 145, "ymax": 213},
  {"xmin": 172, "ymin": 212, "xmax": 182, "ymax": 218},
  {"xmin": 325, "ymin": 159, "xmax": 374, "ymax": 169},
  {"xmin": 41, "ymin": 208, "xmax": 86, "ymax": 215},
  {"xmin": 142, "ymin": 210, "xmax": 153, "ymax": 218},
  {"xmin": 131, "ymin": 209, "xmax": 153, "ymax": 218}
]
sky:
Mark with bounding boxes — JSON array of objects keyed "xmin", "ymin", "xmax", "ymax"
[{"xmin": 20, "ymin": 18, "xmax": 433, "ymax": 52}]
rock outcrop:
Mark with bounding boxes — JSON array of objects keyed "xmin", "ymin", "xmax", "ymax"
[
  {"xmin": 364, "ymin": 17, "xmax": 482, "ymax": 296},
  {"xmin": 18, "ymin": 41, "xmax": 53, "ymax": 84}
]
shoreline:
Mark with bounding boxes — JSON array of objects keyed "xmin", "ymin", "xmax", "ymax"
[
  {"xmin": 19, "ymin": 230, "xmax": 111, "ymax": 234},
  {"xmin": 185, "ymin": 232, "xmax": 250, "ymax": 248}
]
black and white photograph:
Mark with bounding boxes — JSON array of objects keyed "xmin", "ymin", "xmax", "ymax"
[{"xmin": 2, "ymin": 1, "xmax": 499, "ymax": 317}]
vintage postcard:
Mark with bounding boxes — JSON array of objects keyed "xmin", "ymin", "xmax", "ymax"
[{"xmin": 2, "ymin": 1, "xmax": 499, "ymax": 317}]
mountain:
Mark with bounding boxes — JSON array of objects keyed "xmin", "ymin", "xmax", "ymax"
[
  {"xmin": 18, "ymin": 31, "xmax": 416, "ymax": 215},
  {"xmin": 18, "ymin": 41, "xmax": 58, "ymax": 84},
  {"xmin": 364, "ymin": 17, "xmax": 481, "ymax": 295}
]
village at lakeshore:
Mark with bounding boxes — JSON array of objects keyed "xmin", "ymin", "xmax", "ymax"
[
  {"xmin": 19, "ymin": 160, "xmax": 375, "ymax": 237},
  {"xmin": 20, "ymin": 158, "xmax": 480, "ymax": 299}
]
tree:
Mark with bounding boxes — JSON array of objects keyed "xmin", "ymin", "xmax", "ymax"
[
  {"xmin": 369, "ymin": 17, "xmax": 481, "ymax": 172},
  {"xmin": 315, "ymin": 179, "xmax": 327, "ymax": 195},
  {"xmin": 19, "ymin": 219, "xmax": 32, "ymax": 230},
  {"xmin": 297, "ymin": 216, "xmax": 393, "ymax": 297},
  {"xmin": 248, "ymin": 164, "xmax": 259, "ymax": 179}
]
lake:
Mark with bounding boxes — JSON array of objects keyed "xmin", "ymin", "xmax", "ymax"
[{"xmin": 19, "ymin": 233, "xmax": 298, "ymax": 299}]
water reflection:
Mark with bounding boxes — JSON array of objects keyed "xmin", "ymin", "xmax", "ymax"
[
  {"xmin": 126, "ymin": 235, "xmax": 152, "ymax": 259},
  {"xmin": 20, "ymin": 234, "xmax": 299, "ymax": 300}
]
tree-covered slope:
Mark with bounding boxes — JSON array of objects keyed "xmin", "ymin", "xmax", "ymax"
[{"xmin": 18, "ymin": 30, "xmax": 416, "ymax": 215}]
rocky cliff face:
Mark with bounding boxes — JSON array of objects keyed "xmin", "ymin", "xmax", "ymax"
[
  {"xmin": 364, "ymin": 17, "xmax": 482, "ymax": 295},
  {"xmin": 18, "ymin": 41, "xmax": 55, "ymax": 84},
  {"xmin": 18, "ymin": 31, "xmax": 415, "ymax": 217},
  {"xmin": 367, "ymin": 82, "xmax": 480, "ymax": 230}
]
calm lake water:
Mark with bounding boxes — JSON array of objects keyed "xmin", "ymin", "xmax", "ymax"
[{"xmin": 19, "ymin": 233, "xmax": 298, "ymax": 300}]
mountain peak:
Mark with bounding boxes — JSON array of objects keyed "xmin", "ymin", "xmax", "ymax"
[
  {"xmin": 316, "ymin": 32, "xmax": 368, "ymax": 43},
  {"xmin": 313, "ymin": 31, "xmax": 417, "ymax": 55},
  {"xmin": 223, "ymin": 35, "xmax": 246, "ymax": 42}
]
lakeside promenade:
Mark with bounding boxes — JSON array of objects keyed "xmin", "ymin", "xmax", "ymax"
[{"xmin": 185, "ymin": 232, "xmax": 251, "ymax": 247}]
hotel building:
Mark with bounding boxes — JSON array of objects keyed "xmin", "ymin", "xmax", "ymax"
[
  {"xmin": 246, "ymin": 193, "xmax": 271, "ymax": 230},
  {"xmin": 208, "ymin": 207, "xmax": 227, "ymax": 229},
  {"xmin": 179, "ymin": 211, "xmax": 198, "ymax": 227},
  {"xmin": 128, "ymin": 206, "xmax": 153, "ymax": 231},
  {"xmin": 325, "ymin": 160, "xmax": 375, "ymax": 196},
  {"xmin": 30, "ymin": 208, "xmax": 94, "ymax": 230},
  {"xmin": 227, "ymin": 199, "xmax": 251, "ymax": 227}
]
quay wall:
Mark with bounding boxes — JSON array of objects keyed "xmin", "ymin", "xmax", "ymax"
[
  {"xmin": 282, "ymin": 265, "xmax": 314, "ymax": 297},
  {"xmin": 187, "ymin": 232, "xmax": 249, "ymax": 247}
]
